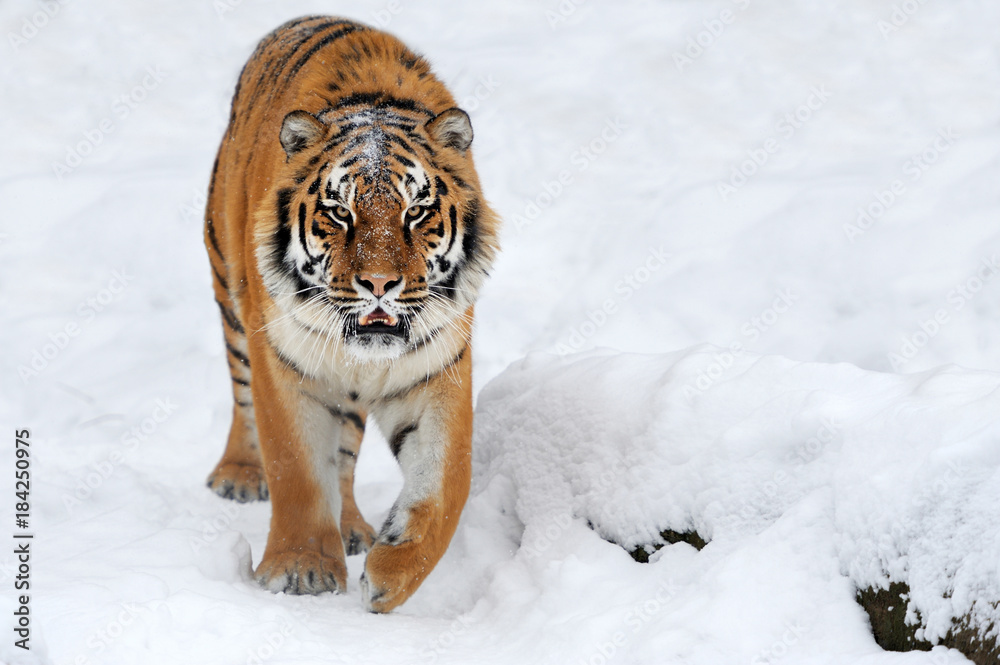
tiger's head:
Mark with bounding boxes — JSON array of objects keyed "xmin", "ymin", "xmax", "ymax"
[{"xmin": 257, "ymin": 94, "xmax": 499, "ymax": 363}]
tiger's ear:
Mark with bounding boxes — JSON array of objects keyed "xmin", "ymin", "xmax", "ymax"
[
  {"xmin": 426, "ymin": 108, "xmax": 473, "ymax": 153},
  {"xmin": 279, "ymin": 110, "xmax": 325, "ymax": 158}
]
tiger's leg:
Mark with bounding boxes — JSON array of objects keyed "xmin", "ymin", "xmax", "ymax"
[
  {"xmin": 361, "ymin": 348, "xmax": 473, "ymax": 613},
  {"xmin": 205, "ymin": 219, "xmax": 268, "ymax": 502},
  {"xmin": 250, "ymin": 340, "xmax": 348, "ymax": 594},
  {"xmin": 332, "ymin": 407, "xmax": 377, "ymax": 555}
]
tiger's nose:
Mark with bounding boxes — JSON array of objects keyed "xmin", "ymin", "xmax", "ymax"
[{"xmin": 357, "ymin": 273, "xmax": 403, "ymax": 298}]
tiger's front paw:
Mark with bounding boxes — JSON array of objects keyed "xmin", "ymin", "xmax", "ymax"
[
  {"xmin": 255, "ymin": 549, "xmax": 347, "ymax": 595},
  {"xmin": 207, "ymin": 462, "xmax": 269, "ymax": 502},
  {"xmin": 361, "ymin": 541, "xmax": 423, "ymax": 613}
]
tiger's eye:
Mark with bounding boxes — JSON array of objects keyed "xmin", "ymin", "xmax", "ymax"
[
  {"xmin": 332, "ymin": 205, "xmax": 352, "ymax": 222},
  {"xmin": 405, "ymin": 205, "xmax": 425, "ymax": 221}
]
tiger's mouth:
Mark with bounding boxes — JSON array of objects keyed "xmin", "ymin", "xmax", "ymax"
[
  {"xmin": 360, "ymin": 308, "xmax": 398, "ymax": 328},
  {"xmin": 348, "ymin": 308, "xmax": 408, "ymax": 339}
]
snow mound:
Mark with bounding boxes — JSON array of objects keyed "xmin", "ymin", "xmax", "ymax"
[{"xmin": 469, "ymin": 346, "xmax": 1000, "ymax": 649}]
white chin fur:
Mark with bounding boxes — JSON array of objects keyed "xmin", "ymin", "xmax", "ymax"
[{"xmin": 344, "ymin": 336, "xmax": 408, "ymax": 362}]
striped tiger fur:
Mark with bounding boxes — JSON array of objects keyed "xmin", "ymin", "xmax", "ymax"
[{"xmin": 202, "ymin": 15, "xmax": 500, "ymax": 613}]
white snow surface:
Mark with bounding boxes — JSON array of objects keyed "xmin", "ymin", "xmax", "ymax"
[{"xmin": 2, "ymin": 0, "xmax": 1000, "ymax": 663}]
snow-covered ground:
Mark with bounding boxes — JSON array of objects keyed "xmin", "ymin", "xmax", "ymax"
[{"xmin": 2, "ymin": 0, "xmax": 999, "ymax": 663}]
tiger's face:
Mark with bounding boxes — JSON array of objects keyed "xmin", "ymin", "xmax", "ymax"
[{"xmin": 257, "ymin": 100, "xmax": 493, "ymax": 363}]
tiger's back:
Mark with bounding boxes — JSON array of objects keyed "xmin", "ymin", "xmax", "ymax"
[{"xmin": 203, "ymin": 16, "xmax": 499, "ymax": 613}]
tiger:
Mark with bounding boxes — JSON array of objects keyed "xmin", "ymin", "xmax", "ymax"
[{"xmin": 202, "ymin": 15, "xmax": 500, "ymax": 613}]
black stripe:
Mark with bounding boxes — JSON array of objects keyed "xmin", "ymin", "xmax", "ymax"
[
  {"xmin": 446, "ymin": 205, "xmax": 458, "ymax": 255},
  {"xmin": 269, "ymin": 187, "xmax": 296, "ymax": 269},
  {"xmin": 399, "ymin": 51, "xmax": 420, "ymax": 70},
  {"xmin": 216, "ymin": 299, "xmax": 245, "ymax": 334},
  {"xmin": 307, "ymin": 175, "xmax": 322, "ymax": 195},
  {"xmin": 320, "ymin": 131, "xmax": 350, "ymax": 154},
  {"xmin": 415, "ymin": 179, "xmax": 432, "ymax": 201},
  {"xmin": 287, "ymin": 24, "xmax": 365, "ymax": 81},
  {"xmin": 332, "ymin": 91, "xmax": 387, "ymax": 109},
  {"xmin": 408, "ymin": 324, "xmax": 443, "ymax": 352},
  {"xmin": 271, "ymin": 342, "xmax": 310, "ymax": 379},
  {"xmin": 434, "ymin": 176, "xmax": 448, "ymax": 197},
  {"xmin": 226, "ymin": 341, "xmax": 250, "ymax": 367},
  {"xmin": 326, "ymin": 405, "xmax": 365, "ymax": 431},
  {"xmin": 311, "ymin": 219, "xmax": 329, "ymax": 239},
  {"xmin": 206, "ymin": 218, "xmax": 224, "ymax": 259},
  {"xmin": 246, "ymin": 19, "xmax": 344, "ymax": 114},
  {"xmin": 392, "ymin": 153, "xmax": 415, "ymax": 168},
  {"xmin": 271, "ymin": 188, "xmax": 318, "ymax": 300},
  {"xmin": 384, "ymin": 131, "xmax": 417, "ymax": 155},
  {"xmin": 344, "ymin": 216, "xmax": 354, "ymax": 247},
  {"xmin": 461, "ymin": 198, "xmax": 481, "ymax": 261},
  {"xmin": 297, "ymin": 202, "xmax": 323, "ymax": 266},
  {"xmin": 339, "ymin": 154, "xmax": 362, "ymax": 169},
  {"xmin": 383, "ymin": 120, "xmax": 418, "ymax": 131},
  {"xmin": 442, "ymin": 166, "xmax": 471, "ymax": 190},
  {"xmin": 261, "ymin": 19, "xmax": 342, "ymax": 84},
  {"xmin": 385, "ymin": 344, "xmax": 468, "ymax": 401},
  {"xmin": 390, "ymin": 423, "xmax": 417, "ymax": 457},
  {"xmin": 332, "ymin": 91, "xmax": 434, "ymax": 117},
  {"xmin": 211, "ymin": 261, "xmax": 229, "ymax": 292},
  {"xmin": 402, "ymin": 217, "xmax": 412, "ymax": 246},
  {"xmin": 409, "ymin": 134, "xmax": 437, "ymax": 157},
  {"xmin": 277, "ymin": 188, "xmax": 295, "ymax": 225}
]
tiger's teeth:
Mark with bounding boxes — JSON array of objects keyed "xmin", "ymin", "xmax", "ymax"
[{"xmin": 360, "ymin": 311, "xmax": 397, "ymax": 326}]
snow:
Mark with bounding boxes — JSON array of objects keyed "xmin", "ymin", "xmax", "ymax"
[
  {"xmin": 2, "ymin": 0, "xmax": 1000, "ymax": 663},
  {"xmin": 469, "ymin": 349, "xmax": 1000, "ymax": 660}
]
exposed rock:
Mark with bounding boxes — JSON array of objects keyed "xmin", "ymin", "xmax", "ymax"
[
  {"xmin": 856, "ymin": 581, "xmax": 999, "ymax": 665},
  {"xmin": 629, "ymin": 529, "xmax": 708, "ymax": 563}
]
